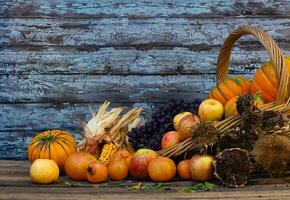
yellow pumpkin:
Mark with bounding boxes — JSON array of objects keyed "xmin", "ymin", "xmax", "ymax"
[{"xmin": 28, "ymin": 130, "xmax": 77, "ymax": 171}]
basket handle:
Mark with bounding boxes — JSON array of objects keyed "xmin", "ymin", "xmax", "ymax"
[{"xmin": 216, "ymin": 25, "xmax": 289, "ymax": 105}]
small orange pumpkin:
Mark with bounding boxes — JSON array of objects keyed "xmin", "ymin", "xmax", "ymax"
[
  {"xmin": 251, "ymin": 56, "xmax": 290, "ymax": 103},
  {"xmin": 224, "ymin": 96, "xmax": 239, "ymax": 118},
  {"xmin": 209, "ymin": 76, "xmax": 251, "ymax": 106},
  {"xmin": 28, "ymin": 130, "xmax": 77, "ymax": 171}
]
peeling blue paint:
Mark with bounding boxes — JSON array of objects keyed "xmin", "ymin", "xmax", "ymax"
[{"xmin": 0, "ymin": 0, "xmax": 289, "ymax": 159}]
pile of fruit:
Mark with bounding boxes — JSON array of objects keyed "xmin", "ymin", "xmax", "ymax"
[{"xmin": 27, "ymin": 57, "xmax": 290, "ymax": 188}]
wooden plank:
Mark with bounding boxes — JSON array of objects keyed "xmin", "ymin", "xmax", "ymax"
[
  {"xmin": 1, "ymin": 190, "xmax": 290, "ymax": 200},
  {"xmin": 1, "ymin": 18, "xmax": 289, "ymax": 47},
  {"xmin": 1, "ymin": 161, "xmax": 290, "ymax": 200},
  {"xmin": 0, "ymin": 103, "xmax": 154, "ymax": 132},
  {"xmin": 1, "ymin": 47, "xmax": 290, "ymax": 75},
  {"xmin": 0, "ymin": 103, "xmax": 154, "ymax": 131},
  {"xmin": 0, "ymin": 74, "xmax": 217, "ymax": 103},
  {"xmin": 0, "ymin": 160, "xmax": 28, "ymax": 167},
  {"xmin": 1, "ymin": 184, "xmax": 290, "ymax": 194},
  {"xmin": 0, "ymin": 0, "xmax": 289, "ymax": 19},
  {"xmin": 0, "ymin": 132, "xmax": 32, "ymax": 159}
]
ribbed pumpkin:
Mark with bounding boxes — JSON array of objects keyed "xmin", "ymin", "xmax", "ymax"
[
  {"xmin": 209, "ymin": 76, "xmax": 251, "ymax": 106},
  {"xmin": 251, "ymin": 56, "xmax": 290, "ymax": 103},
  {"xmin": 28, "ymin": 130, "xmax": 77, "ymax": 171}
]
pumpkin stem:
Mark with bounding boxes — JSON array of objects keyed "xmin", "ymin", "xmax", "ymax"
[{"xmin": 41, "ymin": 134, "xmax": 55, "ymax": 142}]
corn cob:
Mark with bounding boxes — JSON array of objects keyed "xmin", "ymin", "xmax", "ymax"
[
  {"xmin": 85, "ymin": 143, "xmax": 100, "ymax": 158},
  {"xmin": 99, "ymin": 143, "xmax": 117, "ymax": 164}
]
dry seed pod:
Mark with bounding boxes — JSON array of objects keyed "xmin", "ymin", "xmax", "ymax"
[
  {"xmin": 236, "ymin": 94, "xmax": 255, "ymax": 116},
  {"xmin": 218, "ymin": 127, "xmax": 258, "ymax": 152},
  {"xmin": 214, "ymin": 148, "xmax": 252, "ymax": 188},
  {"xmin": 253, "ymin": 134, "xmax": 290, "ymax": 175},
  {"xmin": 191, "ymin": 122, "xmax": 219, "ymax": 146}
]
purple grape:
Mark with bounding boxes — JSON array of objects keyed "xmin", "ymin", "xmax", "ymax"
[{"xmin": 127, "ymin": 98, "xmax": 201, "ymax": 150}]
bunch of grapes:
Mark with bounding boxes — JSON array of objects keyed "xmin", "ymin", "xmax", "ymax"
[{"xmin": 128, "ymin": 98, "xmax": 201, "ymax": 150}]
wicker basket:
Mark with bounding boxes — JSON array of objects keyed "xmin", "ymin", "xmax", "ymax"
[{"xmin": 158, "ymin": 25, "xmax": 290, "ymax": 157}]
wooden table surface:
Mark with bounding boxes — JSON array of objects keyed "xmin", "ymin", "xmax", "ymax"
[{"xmin": 1, "ymin": 161, "xmax": 290, "ymax": 199}]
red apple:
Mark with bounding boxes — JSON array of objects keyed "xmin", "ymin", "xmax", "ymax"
[
  {"xmin": 129, "ymin": 149, "xmax": 157, "ymax": 180},
  {"xmin": 173, "ymin": 112, "xmax": 192, "ymax": 130},
  {"xmin": 148, "ymin": 156, "xmax": 176, "ymax": 182},
  {"xmin": 189, "ymin": 154, "xmax": 214, "ymax": 182},
  {"xmin": 177, "ymin": 114, "xmax": 200, "ymax": 141},
  {"xmin": 161, "ymin": 131, "xmax": 181, "ymax": 149},
  {"xmin": 198, "ymin": 99, "xmax": 224, "ymax": 121}
]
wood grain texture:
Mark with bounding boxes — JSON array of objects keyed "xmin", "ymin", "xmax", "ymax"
[
  {"xmin": 1, "ymin": 0, "xmax": 289, "ymax": 18},
  {"xmin": 1, "ymin": 47, "xmax": 290, "ymax": 75},
  {"xmin": 0, "ymin": 132, "xmax": 31, "ymax": 159},
  {"xmin": 1, "ymin": 18, "xmax": 289, "ymax": 47},
  {"xmin": 1, "ymin": 0, "xmax": 290, "ymax": 159},
  {"xmin": 0, "ymin": 102, "xmax": 154, "ymax": 132},
  {"xmin": 0, "ymin": 74, "xmax": 218, "ymax": 103},
  {"xmin": 2, "ymin": 161, "xmax": 290, "ymax": 200}
]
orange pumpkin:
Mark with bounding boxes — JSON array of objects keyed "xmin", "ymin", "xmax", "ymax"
[
  {"xmin": 224, "ymin": 96, "xmax": 239, "ymax": 118},
  {"xmin": 28, "ymin": 130, "xmax": 77, "ymax": 171},
  {"xmin": 209, "ymin": 76, "xmax": 251, "ymax": 106},
  {"xmin": 251, "ymin": 56, "xmax": 290, "ymax": 103}
]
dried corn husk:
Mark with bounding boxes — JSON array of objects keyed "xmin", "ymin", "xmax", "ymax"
[
  {"xmin": 77, "ymin": 101, "xmax": 142, "ymax": 155},
  {"xmin": 110, "ymin": 107, "xmax": 142, "ymax": 148}
]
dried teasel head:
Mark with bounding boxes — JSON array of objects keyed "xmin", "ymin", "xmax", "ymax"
[
  {"xmin": 236, "ymin": 94, "xmax": 255, "ymax": 116},
  {"xmin": 253, "ymin": 134, "xmax": 290, "ymax": 175},
  {"xmin": 260, "ymin": 111, "xmax": 285, "ymax": 131},
  {"xmin": 214, "ymin": 148, "xmax": 252, "ymax": 188},
  {"xmin": 218, "ymin": 126, "xmax": 259, "ymax": 152},
  {"xmin": 191, "ymin": 122, "xmax": 219, "ymax": 151}
]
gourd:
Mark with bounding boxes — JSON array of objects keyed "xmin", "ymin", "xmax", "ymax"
[
  {"xmin": 107, "ymin": 150, "xmax": 131, "ymax": 180},
  {"xmin": 209, "ymin": 76, "xmax": 251, "ymax": 106},
  {"xmin": 251, "ymin": 56, "xmax": 290, "ymax": 103},
  {"xmin": 28, "ymin": 130, "xmax": 77, "ymax": 170}
]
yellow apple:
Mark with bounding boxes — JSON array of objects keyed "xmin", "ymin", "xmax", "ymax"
[
  {"xmin": 189, "ymin": 154, "xmax": 214, "ymax": 182},
  {"xmin": 30, "ymin": 159, "xmax": 59, "ymax": 184},
  {"xmin": 198, "ymin": 99, "xmax": 224, "ymax": 121}
]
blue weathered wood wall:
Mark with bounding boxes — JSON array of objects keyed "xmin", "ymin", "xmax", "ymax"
[{"xmin": 0, "ymin": 0, "xmax": 289, "ymax": 159}]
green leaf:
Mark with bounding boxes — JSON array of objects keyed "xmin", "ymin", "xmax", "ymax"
[
  {"xmin": 127, "ymin": 182, "xmax": 172, "ymax": 192},
  {"xmin": 204, "ymin": 182, "xmax": 215, "ymax": 190},
  {"xmin": 179, "ymin": 182, "xmax": 215, "ymax": 193},
  {"xmin": 141, "ymin": 183, "xmax": 172, "ymax": 192},
  {"xmin": 60, "ymin": 180, "xmax": 86, "ymax": 187}
]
